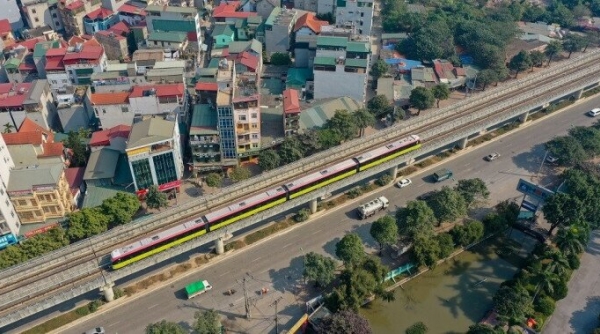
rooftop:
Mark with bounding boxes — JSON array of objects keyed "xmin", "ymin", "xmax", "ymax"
[
  {"xmin": 293, "ymin": 13, "xmax": 328, "ymax": 33},
  {"xmin": 190, "ymin": 104, "xmax": 218, "ymax": 135},
  {"xmin": 64, "ymin": 167, "xmax": 85, "ymax": 196},
  {"xmin": 317, "ymin": 36, "xmax": 347, "ymax": 48},
  {"xmin": 0, "ymin": 19, "xmax": 11, "ymax": 34},
  {"xmin": 63, "ymin": 45, "xmax": 105, "ymax": 63},
  {"xmin": 8, "ymin": 163, "xmax": 64, "ymax": 192},
  {"xmin": 91, "ymin": 92, "xmax": 129, "ymax": 105},
  {"xmin": 213, "ymin": 23, "xmax": 235, "ymax": 37},
  {"xmin": 266, "ymin": 7, "xmax": 297, "ymax": 27},
  {"xmin": 129, "ymin": 83, "xmax": 184, "ymax": 98},
  {"xmin": 195, "ymin": 82, "xmax": 218, "ymax": 91},
  {"xmin": 90, "ymin": 124, "xmax": 131, "ymax": 147},
  {"xmin": 299, "ymin": 97, "xmax": 362, "ymax": 132},
  {"xmin": 86, "ymin": 7, "xmax": 114, "ymax": 20},
  {"xmin": 147, "ymin": 31, "xmax": 188, "ymax": 43},
  {"xmin": 145, "ymin": 5, "xmax": 198, "ymax": 15},
  {"xmin": 132, "ymin": 49, "xmax": 165, "ymax": 62},
  {"xmin": 118, "ymin": 3, "xmax": 147, "ymax": 16},
  {"xmin": 83, "ymin": 148, "xmax": 120, "ymax": 180},
  {"xmin": 282, "ymin": 88, "xmax": 300, "ymax": 114},
  {"xmin": 0, "ymin": 82, "xmax": 36, "ymax": 109},
  {"xmin": 127, "ymin": 117, "xmax": 176, "ymax": 149}
]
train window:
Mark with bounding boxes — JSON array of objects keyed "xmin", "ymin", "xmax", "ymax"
[
  {"xmin": 386, "ymin": 144, "xmax": 394, "ymax": 149},
  {"xmin": 320, "ymin": 170, "xmax": 328, "ymax": 175},
  {"xmin": 152, "ymin": 236, "xmax": 160, "ymax": 241},
  {"xmin": 239, "ymin": 202, "xmax": 246, "ymax": 207},
  {"xmin": 195, "ymin": 219, "xmax": 203, "ymax": 224},
  {"xmin": 286, "ymin": 183, "xmax": 293, "ymax": 188}
]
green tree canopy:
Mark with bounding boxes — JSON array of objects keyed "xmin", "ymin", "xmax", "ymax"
[
  {"xmin": 66, "ymin": 207, "xmax": 110, "ymax": 242},
  {"xmin": 508, "ymin": 50, "xmax": 533, "ymax": 78},
  {"xmin": 542, "ymin": 192, "xmax": 584, "ymax": 235},
  {"xmin": 194, "ymin": 309, "xmax": 221, "ymax": 334},
  {"xmin": 229, "ymin": 166, "xmax": 251, "ymax": 182},
  {"xmin": 409, "ymin": 87, "xmax": 435, "ymax": 115},
  {"xmin": 0, "ymin": 227, "xmax": 70, "ymax": 269},
  {"xmin": 450, "ymin": 220, "xmax": 484, "ymax": 247},
  {"xmin": 269, "ymin": 52, "xmax": 292, "ymax": 65},
  {"xmin": 427, "ymin": 186, "xmax": 468, "ymax": 225},
  {"xmin": 204, "ymin": 173, "xmax": 223, "ymax": 187},
  {"xmin": 396, "ymin": 200, "xmax": 436, "ymax": 239},
  {"xmin": 146, "ymin": 320, "xmax": 186, "ymax": 334},
  {"xmin": 431, "ymin": 84, "xmax": 451, "ymax": 108},
  {"xmin": 545, "ymin": 40, "xmax": 563, "ymax": 65},
  {"xmin": 563, "ymin": 34, "xmax": 586, "ymax": 58},
  {"xmin": 258, "ymin": 149, "xmax": 281, "ymax": 171},
  {"xmin": 398, "ymin": 18, "xmax": 455, "ymax": 61},
  {"xmin": 568, "ymin": 126, "xmax": 600, "ymax": 157},
  {"xmin": 370, "ymin": 215, "xmax": 399, "ymax": 253},
  {"xmin": 354, "ymin": 108, "xmax": 376, "ymax": 137},
  {"xmin": 556, "ymin": 224, "xmax": 586, "ymax": 255},
  {"xmin": 145, "ymin": 185, "xmax": 168, "ymax": 211},
  {"xmin": 316, "ymin": 310, "xmax": 373, "ymax": 334},
  {"xmin": 476, "ymin": 69, "xmax": 498, "ymax": 91},
  {"xmin": 454, "ymin": 178, "xmax": 490, "ymax": 208},
  {"xmin": 436, "ymin": 232, "xmax": 455, "ymax": 259},
  {"xmin": 545, "ymin": 135, "xmax": 587, "ymax": 166},
  {"xmin": 529, "ymin": 50, "xmax": 546, "ymax": 67},
  {"xmin": 413, "ymin": 233, "xmax": 441, "ymax": 268},
  {"xmin": 318, "ymin": 128, "xmax": 343, "ymax": 149},
  {"xmin": 63, "ymin": 130, "xmax": 88, "ymax": 167},
  {"xmin": 335, "ymin": 233, "xmax": 365, "ymax": 268},
  {"xmin": 326, "ymin": 109, "xmax": 359, "ymax": 141},
  {"xmin": 466, "ymin": 323, "xmax": 503, "ymax": 334},
  {"xmin": 278, "ymin": 137, "xmax": 305, "ymax": 164},
  {"xmin": 367, "ymin": 95, "xmax": 393, "ymax": 116},
  {"xmin": 493, "ymin": 285, "xmax": 532, "ymax": 322},
  {"xmin": 371, "ymin": 59, "xmax": 390, "ymax": 80},
  {"xmin": 303, "ymin": 252, "xmax": 337, "ymax": 287},
  {"xmin": 101, "ymin": 192, "xmax": 140, "ymax": 226},
  {"xmin": 406, "ymin": 321, "xmax": 428, "ymax": 334}
]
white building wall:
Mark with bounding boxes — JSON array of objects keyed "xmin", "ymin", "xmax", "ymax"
[
  {"xmin": 317, "ymin": 0, "xmax": 334, "ymax": 14},
  {"xmin": 335, "ymin": 0, "xmax": 373, "ymax": 36},
  {"xmin": 94, "ymin": 104, "xmax": 134, "ymax": 130},
  {"xmin": 47, "ymin": 72, "xmax": 71, "ymax": 91},
  {"xmin": 313, "ymin": 66, "xmax": 367, "ymax": 103},
  {"xmin": 0, "ymin": 134, "xmax": 20, "ymax": 236},
  {"xmin": 0, "ymin": 0, "xmax": 23, "ymax": 30}
]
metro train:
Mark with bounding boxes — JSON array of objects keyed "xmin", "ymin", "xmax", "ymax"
[{"xmin": 110, "ymin": 135, "xmax": 422, "ymax": 269}]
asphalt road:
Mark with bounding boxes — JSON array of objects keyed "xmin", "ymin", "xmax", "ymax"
[{"xmin": 51, "ymin": 95, "xmax": 600, "ymax": 334}]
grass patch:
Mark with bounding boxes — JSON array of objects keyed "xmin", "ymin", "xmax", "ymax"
[
  {"xmin": 415, "ymin": 157, "xmax": 439, "ymax": 168},
  {"xmin": 318, "ymin": 200, "xmax": 336, "ymax": 211},
  {"xmin": 224, "ymin": 239, "xmax": 246, "ymax": 251},
  {"xmin": 22, "ymin": 301, "xmax": 104, "ymax": 334},
  {"xmin": 361, "ymin": 182, "xmax": 377, "ymax": 192},
  {"xmin": 582, "ymin": 87, "xmax": 600, "ymax": 98},
  {"xmin": 399, "ymin": 166, "xmax": 419, "ymax": 177},
  {"xmin": 194, "ymin": 254, "xmax": 210, "ymax": 266},
  {"xmin": 244, "ymin": 220, "xmax": 296, "ymax": 245}
]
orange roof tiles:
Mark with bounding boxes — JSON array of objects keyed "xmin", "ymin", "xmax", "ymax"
[
  {"xmin": 0, "ymin": 19, "xmax": 11, "ymax": 34},
  {"xmin": 195, "ymin": 82, "xmax": 218, "ymax": 91},
  {"xmin": 86, "ymin": 7, "xmax": 114, "ymax": 20},
  {"xmin": 129, "ymin": 84, "xmax": 184, "ymax": 98},
  {"xmin": 108, "ymin": 21, "xmax": 130, "ymax": 36},
  {"xmin": 89, "ymin": 124, "xmax": 131, "ymax": 146},
  {"xmin": 64, "ymin": 167, "xmax": 85, "ymax": 195},
  {"xmin": 2, "ymin": 118, "xmax": 54, "ymax": 146},
  {"xmin": 293, "ymin": 13, "xmax": 328, "ymax": 34},
  {"xmin": 91, "ymin": 92, "xmax": 129, "ymax": 105},
  {"xmin": 283, "ymin": 88, "xmax": 301, "ymax": 114},
  {"xmin": 118, "ymin": 3, "xmax": 147, "ymax": 16},
  {"xmin": 40, "ymin": 142, "xmax": 65, "ymax": 157}
]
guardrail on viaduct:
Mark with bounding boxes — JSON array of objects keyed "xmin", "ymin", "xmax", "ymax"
[
  {"xmin": 2, "ymin": 60, "xmax": 599, "ymax": 328},
  {"xmin": 2, "ymin": 49, "xmax": 600, "ymax": 289}
]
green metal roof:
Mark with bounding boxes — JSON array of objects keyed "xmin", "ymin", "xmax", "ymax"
[
  {"xmin": 316, "ymin": 36, "xmax": 347, "ymax": 48},
  {"xmin": 212, "ymin": 23, "xmax": 235, "ymax": 37},
  {"xmin": 152, "ymin": 19, "xmax": 196, "ymax": 33},
  {"xmin": 5, "ymin": 58, "xmax": 21, "ymax": 69},
  {"xmin": 286, "ymin": 67, "xmax": 312, "ymax": 88},
  {"xmin": 265, "ymin": 7, "xmax": 281, "ymax": 26},
  {"xmin": 190, "ymin": 104, "xmax": 218, "ymax": 135},
  {"xmin": 146, "ymin": 5, "xmax": 198, "ymax": 14},
  {"xmin": 345, "ymin": 58, "xmax": 368, "ymax": 68},
  {"xmin": 346, "ymin": 41, "xmax": 370, "ymax": 53},
  {"xmin": 148, "ymin": 31, "xmax": 188, "ymax": 43},
  {"xmin": 33, "ymin": 40, "xmax": 62, "ymax": 58},
  {"xmin": 313, "ymin": 56, "xmax": 336, "ymax": 66}
]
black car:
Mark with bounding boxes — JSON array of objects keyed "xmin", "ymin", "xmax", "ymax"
[{"xmin": 417, "ymin": 191, "xmax": 435, "ymax": 201}]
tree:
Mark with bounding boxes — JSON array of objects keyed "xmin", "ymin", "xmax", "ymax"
[
  {"xmin": 568, "ymin": 126, "xmax": 600, "ymax": 157},
  {"xmin": 303, "ymin": 252, "xmax": 337, "ymax": 287},
  {"xmin": 258, "ymin": 149, "xmax": 281, "ymax": 171},
  {"xmin": 326, "ymin": 109, "xmax": 359, "ymax": 141},
  {"xmin": 204, "ymin": 173, "xmax": 223, "ymax": 187},
  {"xmin": 367, "ymin": 95, "xmax": 393, "ymax": 116},
  {"xmin": 412, "ymin": 233, "xmax": 441, "ymax": 268},
  {"xmin": 545, "ymin": 40, "xmax": 563, "ymax": 66},
  {"xmin": 397, "ymin": 19, "xmax": 455, "ymax": 61},
  {"xmin": 63, "ymin": 130, "xmax": 88, "ymax": 167},
  {"xmin": 529, "ymin": 50, "xmax": 546, "ymax": 68},
  {"xmin": 563, "ymin": 34, "xmax": 586, "ymax": 58},
  {"xmin": 371, "ymin": 59, "xmax": 390, "ymax": 81},
  {"xmin": 406, "ymin": 321, "xmax": 428, "ymax": 334},
  {"xmin": 555, "ymin": 225, "xmax": 586, "ymax": 255},
  {"xmin": 542, "ymin": 192, "xmax": 584, "ymax": 235},
  {"xmin": 476, "ymin": 69, "xmax": 497, "ymax": 91},
  {"xmin": 467, "ymin": 324, "xmax": 503, "ymax": 334},
  {"xmin": 318, "ymin": 129, "xmax": 343, "ymax": 149},
  {"xmin": 194, "ymin": 309, "xmax": 221, "ymax": 334},
  {"xmin": 431, "ymin": 84, "xmax": 450, "ymax": 108},
  {"xmin": 317, "ymin": 310, "xmax": 373, "ymax": 334},
  {"xmin": 101, "ymin": 192, "xmax": 140, "ymax": 226},
  {"xmin": 66, "ymin": 207, "xmax": 110, "ymax": 242},
  {"xmin": 269, "ymin": 52, "xmax": 292, "ymax": 65},
  {"xmin": 278, "ymin": 137, "xmax": 305, "ymax": 164},
  {"xmin": 145, "ymin": 185, "xmax": 168, "ymax": 211},
  {"xmin": 370, "ymin": 215, "xmax": 398, "ymax": 254},
  {"xmin": 409, "ymin": 87, "xmax": 435, "ymax": 115},
  {"xmin": 396, "ymin": 200, "xmax": 437, "ymax": 239},
  {"xmin": 3, "ymin": 122, "xmax": 14, "ymax": 133},
  {"xmin": 0, "ymin": 227, "xmax": 70, "ymax": 269},
  {"xmin": 545, "ymin": 136, "xmax": 587, "ymax": 166},
  {"xmin": 508, "ymin": 50, "xmax": 533, "ymax": 78},
  {"xmin": 354, "ymin": 108, "xmax": 376, "ymax": 137},
  {"xmin": 450, "ymin": 221, "xmax": 484, "ymax": 247},
  {"xmin": 493, "ymin": 285, "xmax": 532, "ymax": 322},
  {"xmin": 454, "ymin": 178, "xmax": 490, "ymax": 208},
  {"xmin": 427, "ymin": 187, "xmax": 467, "ymax": 225},
  {"xmin": 146, "ymin": 320, "xmax": 186, "ymax": 334},
  {"xmin": 335, "ymin": 233, "xmax": 364, "ymax": 268},
  {"xmin": 229, "ymin": 166, "xmax": 251, "ymax": 182},
  {"xmin": 436, "ymin": 233, "xmax": 455, "ymax": 259}
]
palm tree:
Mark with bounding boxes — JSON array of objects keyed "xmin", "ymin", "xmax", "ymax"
[
  {"xmin": 3, "ymin": 122, "xmax": 14, "ymax": 133},
  {"xmin": 541, "ymin": 248, "xmax": 569, "ymax": 276},
  {"xmin": 556, "ymin": 225, "xmax": 586, "ymax": 255}
]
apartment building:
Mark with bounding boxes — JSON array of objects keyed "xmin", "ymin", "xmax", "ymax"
[
  {"xmin": 0, "ymin": 134, "xmax": 20, "ymax": 237},
  {"xmin": 22, "ymin": 0, "xmax": 64, "ymax": 32},
  {"xmin": 264, "ymin": 7, "xmax": 299, "ymax": 57},
  {"xmin": 282, "ymin": 88, "xmax": 301, "ymax": 136},
  {"xmin": 312, "ymin": 36, "xmax": 370, "ymax": 103},
  {"xmin": 3, "ymin": 118, "xmax": 65, "ymax": 169},
  {"xmin": 58, "ymin": 0, "xmax": 102, "ymax": 37},
  {"xmin": 335, "ymin": 0, "xmax": 373, "ymax": 37},
  {"xmin": 190, "ymin": 104, "xmax": 220, "ymax": 171},
  {"xmin": 62, "ymin": 42, "xmax": 108, "ymax": 85},
  {"xmin": 94, "ymin": 30, "xmax": 129, "ymax": 61},
  {"xmin": 0, "ymin": 19, "xmax": 16, "ymax": 50},
  {"xmin": 126, "ymin": 116, "xmax": 183, "ymax": 193},
  {"xmin": 0, "ymin": 80, "xmax": 58, "ymax": 131},
  {"xmin": 84, "ymin": 7, "xmax": 120, "ymax": 35},
  {"xmin": 0, "ymin": 0, "xmax": 23, "ymax": 30},
  {"xmin": 145, "ymin": 5, "xmax": 202, "ymax": 51},
  {"xmin": 8, "ymin": 163, "xmax": 74, "ymax": 224}
]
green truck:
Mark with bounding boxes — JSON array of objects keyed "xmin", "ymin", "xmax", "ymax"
[
  {"xmin": 185, "ymin": 280, "xmax": 213, "ymax": 299},
  {"xmin": 433, "ymin": 168, "xmax": 453, "ymax": 182}
]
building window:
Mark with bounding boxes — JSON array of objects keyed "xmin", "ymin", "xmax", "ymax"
[
  {"xmin": 131, "ymin": 159, "xmax": 154, "ymax": 190},
  {"xmin": 251, "ymin": 124, "xmax": 258, "ymax": 129},
  {"xmin": 52, "ymin": 13, "xmax": 57, "ymax": 18},
  {"xmin": 103, "ymin": 109, "xmax": 106, "ymax": 114},
  {"xmin": 32, "ymin": 9, "xmax": 37, "ymax": 13},
  {"xmin": 10, "ymin": 211, "xmax": 14, "ymax": 217},
  {"xmin": 238, "ymin": 115, "xmax": 247, "ymax": 121},
  {"xmin": 121, "ymin": 106, "xmax": 129, "ymax": 113},
  {"xmin": 35, "ymin": 18, "xmax": 39, "ymax": 23},
  {"xmin": 5, "ymin": 199, "xmax": 8, "ymax": 206},
  {"xmin": 18, "ymin": 200, "xmax": 27, "ymax": 206},
  {"xmin": 62, "ymin": 79, "xmax": 68, "ymax": 83},
  {"xmin": 51, "ymin": 80, "xmax": 58, "ymax": 84},
  {"xmin": 252, "ymin": 134, "xmax": 258, "ymax": 139},
  {"xmin": 31, "ymin": 199, "xmax": 37, "ymax": 206},
  {"xmin": 153, "ymin": 152, "xmax": 178, "ymax": 186},
  {"xmin": 251, "ymin": 113, "xmax": 257, "ymax": 118}
]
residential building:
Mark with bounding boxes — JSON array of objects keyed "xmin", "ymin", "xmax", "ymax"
[
  {"xmin": 335, "ymin": 0, "xmax": 373, "ymax": 37},
  {"xmin": 145, "ymin": 5, "xmax": 202, "ymax": 51},
  {"xmin": 298, "ymin": 96, "xmax": 361, "ymax": 132},
  {"xmin": 264, "ymin": 7, "xmax": 299, "ymax": 57},
  {"xmin": 293, "ymin": 12, "xmax": 328, "ymax": 37},
  {"xmin": 89, "ymin": 124, "xmax": 130, "ymax": 152},
  {"xmin": 8, "ymin": 163, "xmax": 74, "ymax": 224},
  {"xmin": 22, "ymin": 0, "xmax": 64, "ymax": 32},
  {"xmin": 3, "ymin": 48, "xmax": 29, "ymax": 84},
  {"xmin": 58, "ymin": 0, "xmax": 102, "ymax": 37},
  {"xmin": 213, "ymin": 1, "xmax": 258, "ymax": 24},
  {"xmin": 411, "ymin": 66, "xmax": 437, "ymax": 88},
  {"xmin": 146, "ymin": 31, "xmax": 189, "ymax": 57},
  {"xmin": 45, "ymin": 48, "xmax": 69, "ymax": 91},
  {"xmin": 3, "ymin": 118, "xmax": 66, "ymax": 168},
  {"xmin": 62, "ymin": 42, "xmax": 108, "ymax": 85},
  {"xmin": 22, "ymin": 26, "xmax": 61, "ymax": 41},
  {"xmin": 0, "ymin": 80, "xmax": 58, "ymax": 131},
  {"xmin": 255, "ymin": 0, "xmax": 279, "ymax": 20},
  {"xmin": 56, "ymin": 86, "xmax": 94, "ymax": 132},
  {"xmin": 189, "ymin": 104, "xmax": 220, "ymax": 171},
  {"xmin": 0, "ymin": 19, "xmax": 16, "ymax": 50},
  {"xmin": 376, "ymin": 76, "xmax": 414, "ymax": 107},
  {"xmin": 282, "ymin": 88, "xmax": 301, "ymax": 136},
  {"xmin": 0, "ymin": 0, "xmax": 23, "ymax": 30},
  {"xmin": 117, "ymin": 3, "xmax": 146, "ymax": 26},
  {"xmin": 90, "ymin": 60, "xmax": 187, "ymax": 92},
  {"xmin": 432, "ymin": 59, "xmax": 467, "ymax": 89},
  {"xmin": 293, "ymin": 0, "xmax": 317, "ymax": 13},
  {"xmin": 212, "ymin": 23, "xmax": 236, "ymax": 49},
  {"xmin": 91, "ymin": 91, "xmax": 131, "ymax": 130},
  {"xmin": 83, "ymin": 146, "xmax": 121, "ymax": 186},
  {"xmin": 286, "ymin": 67, "xmax": 312, "ymax": 91},
  {"xmin": 312, "ymin": 36, "xmax": 370, "ymax": 103},
  {"xmin": 84, "ymin": 7, "xmax": 120, "ymax": 35},
  {"xmin": 64, "ymin": 167, "xmax": 85, "ymax": 208},
  {"xmin": 126, "ymin": 116, "xmax": 183, "ymax": 193},
  {"xmin": 0, "ymin": 133, "xmax": 20, "ymax": 237},
  {"xmin": 518, "ymin": 21, "xmax": 563, "ymax": 42},
  {"xmin": 95, "ymin": 30, "xmax": 129, "ymax": 61},
  {"xmin": 33, "ymin": 40, "xmax": 66, "ymax": 80},
  {"xmin": 128, "ymin": 83, "xmax": 187, "ymax": 120},
  {"xmin": 234, "ymin": 16, "xmax": 264, "ymax": 42}
]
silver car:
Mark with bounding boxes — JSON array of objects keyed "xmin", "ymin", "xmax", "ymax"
[
  {"xmin": 84, "ymin": 327, "xmax": 105, "ymax": 334},
  {"xmin": 485, "ymin": 153, "xmax": 500, "ymax": 161}
]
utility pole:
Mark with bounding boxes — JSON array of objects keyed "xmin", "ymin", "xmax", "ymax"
[
  {"xmin": 270, "ymin": 297, "xmax": 283, "ymax": 334},
  {"xmin": 243, "ymin": 277, "xmax": 251, "ymax": 319}
]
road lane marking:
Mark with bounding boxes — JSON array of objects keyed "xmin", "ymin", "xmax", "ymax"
[
  {"xmin": 219, "ymin": 270, "xmax": 231, "ymax": 277},
  {"xmin": 148, "ymin": 303, "xmax": 159, "ymax": 309},
  {"xmin": 108, "ymin": 321, "xmax": 121, "ymax": 327},
  {"xmin": 282, "ymin": 242, "xmax": 293, "ymax": 249},
  {"xmin": 311, "ymin": 229, "xmax": 322, "ymax": 235},
  {"xmin": 251, "ymin": 256, "xmax": 262, "ymax": 262}
]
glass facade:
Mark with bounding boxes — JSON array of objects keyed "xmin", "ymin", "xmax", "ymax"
[
  {"xmin": 153, "ymin": 152, "xmax": 178, "ymax": 186},
  {"xmin": 131, "ymin": 159, "xmax": 153, "ymax": 190},
  {"xmin": 218, "ymin": 107, "xmax": 237, "ymax": 159}
]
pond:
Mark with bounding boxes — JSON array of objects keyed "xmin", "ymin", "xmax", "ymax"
[{"xmin": 361, "ymin": 232, "xmax": 533, "ymax": 334}]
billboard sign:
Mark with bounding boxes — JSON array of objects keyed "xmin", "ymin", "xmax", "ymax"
[{"xmin": 516, "ymin": 179, "xmax": 555, "ymax": 201}]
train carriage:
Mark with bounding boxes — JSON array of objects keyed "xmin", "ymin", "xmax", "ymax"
[
  {"xmin": 284, "ymin": 159, "xmax": 359, "ymax": 199},
  {"xmin": 354, "ymin": 135, "xmax": 421, "ymax": 171}
]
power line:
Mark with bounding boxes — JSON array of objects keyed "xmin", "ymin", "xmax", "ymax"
[
  {"xmin": 270, "ymin": 297, "xmax": 283, "ymax": 334},
  {"xmin": 243, "ymin": 277, "xmax": 251, "ymax": 319}
]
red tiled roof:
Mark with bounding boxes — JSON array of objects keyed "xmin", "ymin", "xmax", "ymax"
[
  {"xmin": 46, "ymin": 48, "xmax": 67, "ymax": 57},
  {"xmin": 454, "ymin": 67, "xmax": 466, "ymax": 76},
  {"xmin": 293, "ymin": 13, "xmax": 328, "ymax": 33},
  {"xmin": 64, "ymin": 167, "xmax": 85, "ymax": 195},
  {"xmin": 19, "ymin": 117, "xmax": 47, "ymax": 133},
  {"xmin": 195, "ymin": 82, "xmax": 218, "ymax": 91},
  {"xmin": 108, "ymin": 21, "xmax": 130, "ymax": 35},
  {"xmin": 213, "ymin": 1, "xmax": 256, "ymax": 18},
  {"xmin": 237, "ymin": 51, "xmax": 258, "ymax": 72},
  {"xmin": 86, "ymin": 7, "xmax": 114, "ymax": 20},
  {"xmin": 14, "ymin": 37, "xmax": 44, "ymax": 51},
  {"xmin": 283, "ymin": 88, "xmax": 301, "ymax": 114},
  {"xmin": 91, "ymin": 92, "xmax": 129, "ymax": 105},
  {"xmin": 65, "ymin": 0, "xmax": 84, "ymax": 10},
  {"xmin": 187, "ymin": 31, "xmax": 198, "ymax": 42},
  {"xmin": 18, "ymin": 60, "xmax": 37, "ymax": 72},
  {"xmin": 45, "ymin": 56, "xmax": 65, "ymax": 71},
  {"xmin": 2, "ymin": 118, "xmax": 54, "ymax": 145},
  {"xmin": 0, "ymin": 83, "xmax": 33, "ymax": 108},
  {"xmin": 63, "ymin": 45, "xmax": 104, "ymax": 62},
  {"xmin": 95, "ymin": 30, "xmax": 126, "ymax": 41},
  {"xmin": 0, "ymin": 19, "xmax": 11, "ymax": 34},
  {"xmin": 40, "ymin": 142, "xmax": 65, "ymax": 157},
  {"xmin": 118, "ymin": 3, "xmax": 147, "ymax": 16},
  {"xmin": 129, "ymin": 84, "xmax": 185, "ymax": 98},
  {"xmin": 90, "ymin": 124, "xmax": 131, "ymax": 146}
]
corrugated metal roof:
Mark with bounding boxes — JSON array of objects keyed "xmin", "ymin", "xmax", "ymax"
[
  {"xmin": 299, "ymin": 97, "xmax": 361, "ymax": 132},
  {"xmin": 313, "ymin": 56, "xmax": 336, "ymax": 66},
  {"xmin": 8, "ymin": 163, "xmax": 64, "ymax": 192},
  {"xmin": 127, "ymin": 118, "xmax": 176, "ymax": 149}
]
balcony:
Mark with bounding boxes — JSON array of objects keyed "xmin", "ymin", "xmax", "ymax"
[
  {"xmin": 150, "ymin": 142, "xmax": 172, "ymax": 153},
  {"xmin": 190, "ymin": 135, "xmax": 220, "ymax": 145}
]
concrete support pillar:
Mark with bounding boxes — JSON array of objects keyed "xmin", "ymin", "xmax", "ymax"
[
  {"xmin": 407, "ymin": 158, "xmax": 416, "ymax": 165},
  {"xmin": 309, "ymin": 199, "xmax": 318, "ymax": 214},
  {"xmin": 574, "ymin": 89, "xmax": 584, "ymax": 100},
  {"xmin": 215, "ymin": 238, "xmax": 225, "ymax": 255},
  {"xmin": 458, "ymin": 137, "xmax": 468, "ymax": 150},
  {"xmin": 478, "ymin": 128, "xmax": 487, "ymax": 136},
  {"xmin": 101, "ymin": 282, "xmax": 115, "ymax": 302},
  {"xmin": 389, "ymin": 165, "xmax": 398, "ymax": 180},
  {"xmin": 520, "ymin": 110, "xmax": 530, "ymax": 123}
]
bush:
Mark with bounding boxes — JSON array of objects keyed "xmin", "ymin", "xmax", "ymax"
[
  {"xmin": 406, "ymin": 321, "xmax": 428, "ymax": 334},
  {"xmin": 204, "ymin": 173, "xmax": 222, "ymax": 187},
  {"xmin": 549, "ymin": 279, "xmax": 569, "ymax": 301},
  {"xmin": 294, "ymin": 208, "xmax": 311, "ymax": 222},
  {"xmin": 567, "ymin": 253, "xmax": 580, "ymax": 270},
  {"xmin": 74, "ymin": 305, "xmax": 90, "ymax": 316},
  {"xmin": 88, "ymin": 299, "xmax": 103, "ymax": 312},
  {"xmin": 376, "ymin": 174, "xmax": 393, "ymax": 186},
  {"xmin": 534, "ymin": 296, "xmax": 556, "ymax": 316},
  {"xmin": 113, "ymin": 287, "xmax": 124, "ymax": 299},
  {"xmin": 346, "ymin": 187, "xmax": 363, "ymax": 199}
]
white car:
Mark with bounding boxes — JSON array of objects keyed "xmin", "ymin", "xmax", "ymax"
[
  {"xmin": 485, "ymin": 152, "xmax": 500, "ymax": 161},
  {"xmin": 396, "ymin": 178, "xmax": 412, "ymax": 188},
  {"xmin": 546, "ymin": 155, "xmax": 559, "ymax": 163},
  {"xmin": 588, "ymin": 108, "xmax": 600, "ymax": 117}
]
